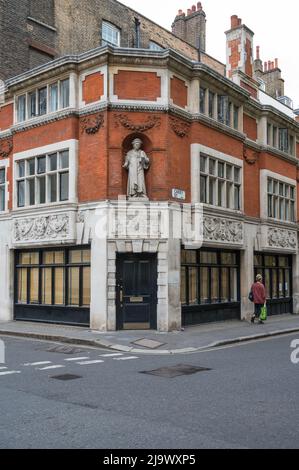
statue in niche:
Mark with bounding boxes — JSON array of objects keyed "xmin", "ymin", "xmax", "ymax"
[{"xmin": 123, "ymin": 138, "xmax": 150, "ymax": 199}]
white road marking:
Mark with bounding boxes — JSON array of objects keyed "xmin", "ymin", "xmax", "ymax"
[
  {"xmin": 0, "ymin": 371, "xmax": 21, "ymax": 376},
  {"xmin": 0, "ymin": 367, "xmax": 8, "ymax": 370},
  {"xmin": 64, "ymin": 357, "xmax": 90, "ymax": 362},
  {"xmin": 99, "ymin": 353, "xmax": 123, "ymax": 358},
  {"xmin": 37, "ymin": 365, "xmax": 65, "ymax": 371},
  {"xmin": 114, "ymin": 356, "xmax": 138, "ymax": 361},
  {"xmin": 77, "ymin": 360, "xmax": 104, "ymax": 365},
  {"xmin": 24, "ymin": 361, "xmax": 52, "ymax": 367}
]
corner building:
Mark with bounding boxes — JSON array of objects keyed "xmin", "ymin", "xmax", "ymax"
[{"xmin": 0, "ymin": 8, "xmax": 298, "ymax": 332}]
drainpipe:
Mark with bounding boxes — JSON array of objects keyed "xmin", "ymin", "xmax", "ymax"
[{"xmin": 135, "ymin": 18, "xmax": 141, "ymax": 48}]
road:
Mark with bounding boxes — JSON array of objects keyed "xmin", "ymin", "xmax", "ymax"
[{"xmin": 0, "ymin": 333, "xmax": 298, "ymax": 449}]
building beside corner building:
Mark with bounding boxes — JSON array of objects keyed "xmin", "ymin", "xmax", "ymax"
[{"xmin": 0, "ymin": 1, "xmax": 298, "ymax": 331}]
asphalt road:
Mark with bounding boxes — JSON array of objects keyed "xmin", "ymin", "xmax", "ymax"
[{"xmin": 0, "ymin": 333, "xmax": 298, "ymax": 449}]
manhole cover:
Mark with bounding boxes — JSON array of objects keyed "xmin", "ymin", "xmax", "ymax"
[
  {"xmin": 51, "ymin": 374, "xmax": 82, "ymax": 381},
  {"xmin": 46, "ymin": 346, "xmax": 83, "ymax": 355},
  {"xmin": 140, "ymin": 364, "xmax": 211, "ymax": 378},
  {"xmin": 132, "ymin": 338, "xmax": 166, "ymax": 349}
]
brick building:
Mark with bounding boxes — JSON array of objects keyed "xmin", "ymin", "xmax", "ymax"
[{"xmin": 0, "ymin": 4, "xmax": 298, "ymax": 331}]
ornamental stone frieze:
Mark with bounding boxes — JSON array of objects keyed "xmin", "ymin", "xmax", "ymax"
[
  {"xmin": 203, "ymin": 216, "xmax": 244, "ymax": 245},
  {"xmin": 169, "ymin": 116, "xmax": 191, "ymax": 138},
  {"xmin": 267, "ymin": 227, "xmax": 297, "ymax": 250},
  {"xmin": 0, "ymin": 138, "xmax": 13, "ymax": 159},
  {"xmin": 80, "ymin": 113, "xmax": 105, "ymax": 134},
  {"xmin": 114, "ymin": 114, "xmax": 161, "ymax": 132},
  {"xmin": 13, "ymin": 213, "xmax": 73, "ymax": 244}
]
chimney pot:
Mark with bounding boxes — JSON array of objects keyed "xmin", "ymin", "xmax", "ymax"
[
  {"xmin": 231, "ymin": 15, "xmax": 239, "ymax": 29},
  {"xmin": 264, "ymin": 62, "xmax": 268, "ymax": 72},
  {"xmin": 197, "ymin": 2, "xmax": 202, "ymax": 10},
  {"xmin": 275, "ymin": 58, "xmax": 278, "ymax": 68},
  {"xmin": 187, "ymin": 8, "xmax": 192, "ymax": 15},
  {"xmin": 192, "ymin": 5, "xmax": 196, "ymax": 12},
  {"xmin": 256, "ymin": 46, "xmax": 260, "ymax": 60}
]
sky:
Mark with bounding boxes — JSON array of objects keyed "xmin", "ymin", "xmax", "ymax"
[{"xmin": 120, "ymin": 0, "xmax": 298, "ymax": 109}]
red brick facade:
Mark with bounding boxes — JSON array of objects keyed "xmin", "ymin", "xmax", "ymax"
[
  {"xmin": 82, "ymin": 72, "xmax": 104, "ymax": 104},
  {"xmin": 114, "ymin": 71, "xmax": 161, "ymax": 101}
]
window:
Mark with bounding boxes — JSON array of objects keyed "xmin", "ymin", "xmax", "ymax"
[
  {"xmin": 181, "ymin": 249, "xmax": 239, "ymax": 306},
  {"xmin": 254, "ymin": 254, "xmax": 292, "ymax": 300},
  {"xmin": 208, "ymin": 91, "xmax": 215, "ymax": 119},
  {"xmin": 16, "ymin": 151, "xmax": 70, "ymax": 207},
  {"xmin": 0, "ymin": 168, "xmax": 6, "ymax": 211},
  {"xmin": 233, "ymin": 105, "xmax": 239, "ymax": 130},
  {"xmin": 149, "ymin": 41, "xmax": 163, "ymax": 51},
  {"xmin": 217, "ymin": 95, "xmax": 230, "ymax": 126},
  {"xmin": 60, "ymin": 79, "xmax": 70, "ymax": 109},
  {"xmin": 200, "ymin": 154, "xmax": 242, "ymax": 211},
  {"xmin": 16, "ymin": 78, "xmax": 70, "ymax": 123},
  {"xmin": 16, "ymin": 248, "xmax": 91, "ymax": 308},
  {"xmin": 199, "ymin": 87, "xmax": 206, "ymax": 114},
  {"xmin": 279, "ymin": 128, "xmax": 289, "ymax": 153},
  {"xmin": 38, "ymin": 87, "xmax": 47, "ymax": 116},
  {"xmin": 102, "ymin": 21, "xmax": 120, "ymax": 46},
  {"xmin": 17, "ymin": 95, "xmax": 26, "ymax": 122},
  {"xmin": 267, "ymin": 177, "xmax": 295, "ymax": 222}
]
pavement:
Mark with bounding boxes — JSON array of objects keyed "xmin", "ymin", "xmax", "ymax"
[{"xmin": 0, "ymin": 314, "xmax": 299, "ymax": 354}]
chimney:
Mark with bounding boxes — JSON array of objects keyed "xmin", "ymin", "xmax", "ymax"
[
  {"xmin": 254, "ymin": 45, "xmax": 263, "ymax": 73},
  {"xmin": 225, "ymin": 15, "xmax": 254, "ymax": 79},
  {"xmin": 172, "ymin": 3, "xmax": 207, "ymax": 51}
]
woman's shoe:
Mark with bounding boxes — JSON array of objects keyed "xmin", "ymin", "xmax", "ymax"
[
  {"xmin": 251, "ymin": 316, "xmax": 256, "ymax": 324},
  {"xmin": 259, "ymin": 320, "xmax": 264, "ymax": 325}
]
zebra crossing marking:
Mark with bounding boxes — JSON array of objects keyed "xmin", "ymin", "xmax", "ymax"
[
  {"xmin": 99, "ymin": 353, "xmax": 123, "ymax": 358},
  {"xmin": 0, "ymin": 370, "xmax": 21, "ymax": 376},
  {"xmin": 64, "ymin": 357, "xmax": 90, "ymax": 362},
  {"xmin": 114, "ymin": 356, "xmax": 138, "ymax": 361},
  {"xmin": 37, "ymin": 365, "xmax": 65, "ymax": 371},
  {"xmin": 77, "ymin": 360, "xmax": 104, "ymax": 365},
  {"xmin": 24, "ymin": 361, "xmax": 52, "ymax": 367}
]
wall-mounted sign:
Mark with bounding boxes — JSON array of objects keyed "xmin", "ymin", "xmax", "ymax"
[{"xmin": 172, "ymin": 189, "xmax": 186, "ymax": 201}]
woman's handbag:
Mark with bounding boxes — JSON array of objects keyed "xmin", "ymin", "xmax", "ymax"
[
  {"xmin": 248, "ymin": 290, "xmax": 254, "ymax": 302},
  {"xmin": 260, "ymin": 305, "xmax": 268, "ymax": 322}
]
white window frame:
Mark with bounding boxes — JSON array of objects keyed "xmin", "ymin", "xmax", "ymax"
[
  {"xmin": 260, "ymin": 170, "xmax": 297, "ymax": 223},
  {"xmin": 15, "ymin": 76, "xmax": 71, "ymax": 124},
  {"xmin": 191, "ymin": 144, "xmax": 244, "ymax": 213},
  {"xmin": 13, "ymin": 140, "xmax": 78, "ymax": 210},
  {"xmin": 102, "ymin": 21, "xmax": 120, "ymax": 47},
  {"xmin": 0, "ymin": 158, "xmax": 9, "ymax": 213}
]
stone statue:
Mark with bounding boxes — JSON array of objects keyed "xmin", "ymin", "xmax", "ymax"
[{"xmin": 123, "ymin": 138, "xmax": 150, "ymax": 199}]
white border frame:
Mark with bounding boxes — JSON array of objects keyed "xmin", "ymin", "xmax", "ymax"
[
  {"xmin": 191, "ymin": 143, "xmax": 244, "ymax": 213},
  {"xmin": 260, "ymin": 169, "xmax": 297, "ymax": 221},
  {"xmin": 13, "ymin": 139, "xmax": 78, "ymax": 210},
  {"xmin": 0, "ymin": 158, "xmax": 10, "ymax": 213}
]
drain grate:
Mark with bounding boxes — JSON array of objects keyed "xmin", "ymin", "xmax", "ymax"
[
  {"xmin": 51, "ymin": 374, "xmax": 82, "ymax": 381},
  {"xmin": 140, "ymin": 364, "xmax": 211, "ymax": 378}
]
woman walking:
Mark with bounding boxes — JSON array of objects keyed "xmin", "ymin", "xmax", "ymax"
[{"xmin": 251, "ymin": 274, "xmax": 266, "ymax": 324}]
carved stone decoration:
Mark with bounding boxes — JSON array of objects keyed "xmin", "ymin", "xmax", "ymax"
[
  {"xmin": 203, "ymin": 217, "xmax": 244, "ymax": 244},
  {"xmin": 244, "ymin": 148, "xmax": 259, "ymax": 165},
  {"xmin": 80, "ymin": 113, "xmax": 104, "ymax": 134},
  {"xmin": 114, "ymin": 114, "xmax": 161, "ymax": 132},
  {"xmin": 14, "ymin": 214, "xmax": 70, "ymax": 242},
  {"xmin": 169, "ymin": 117, "xmax": 191, "ymax": 138},
  {"xmin": 0, "ymin": 139, "xmax": 13, "ymax": 159},
  {"xmin": 268, "ymin": 228, "xmax": 297, "ymax": 250}
]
